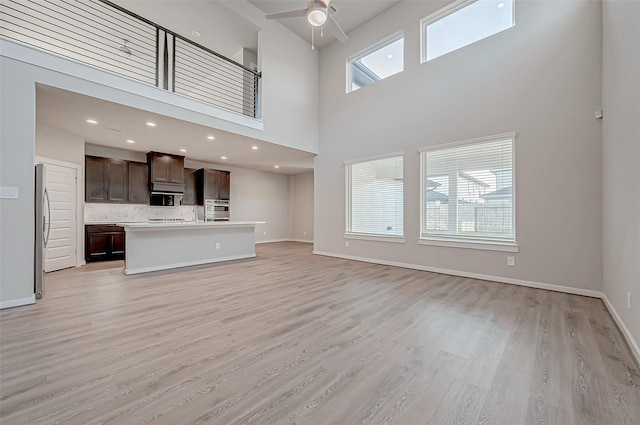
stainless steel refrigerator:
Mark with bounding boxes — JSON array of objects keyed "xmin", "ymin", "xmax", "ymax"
[{"xmin": 35, "ymin": 163, "xmax": 50, "ymax": 299}]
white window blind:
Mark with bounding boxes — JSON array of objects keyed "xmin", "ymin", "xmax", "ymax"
[
  {"xmin": 346, "ymin": 154, "xmax": 404, "ymax": 237},
  {"xmin": 420, "ymin": 134, "xmax": 515, "ymax": 244}
]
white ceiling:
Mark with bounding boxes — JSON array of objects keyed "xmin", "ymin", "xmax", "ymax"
[
  {"xmin": 36, "ymin": 85, "xmax": 316, "ymax": 174},
  {"xmin": 248, "ymin": 0, "xmax": 401, "ymax": 49}
]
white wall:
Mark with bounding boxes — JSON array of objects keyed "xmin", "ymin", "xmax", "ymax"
[
  {"xmin": 290, "ymin": 171, "xmax": 314, "ymax": 242},
  {"xmin": 602, "ymin": 0, "xmax": 640, "ymax": 356},
  {"xmin": 315, "ymin": 0, "xmax": 603, "ymax": 292},
  {"xmin": 36, "ymin": 123, "xmax": 85, "ymax": 165},
  {"xmin": 0, "ymin": 56, "xmax": 37, "ymax": 307}
]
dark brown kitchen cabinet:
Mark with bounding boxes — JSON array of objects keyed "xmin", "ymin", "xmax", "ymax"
[
  {"xmin": 182, "ymin": 168, "xmax": 197, "ymax": 205},
  {"xmin": 127, "ymin": 162, "xmax": 149, "ymax": 204},
  {"xmin": 147, "ymin": 152, "xmax": 184, "ymax": 184},
  {"xmin": 85, "ymin": 156, "xmax": 128, "ymax": 203},
  {"xmin": 85, "ymin": 225, "xmax": 125, "ymax": 262},
  {"xmin": 85, "ymin": 156, "xmax": 107, "ymax": 202},
  {"xmin": 196, "ymin": 169, "xmax": 230, "ymax": 204}
]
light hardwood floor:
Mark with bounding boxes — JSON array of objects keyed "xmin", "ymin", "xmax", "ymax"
[{"xmin": 1, "ymin": 242, "xmax": 638, "ymax": 425}]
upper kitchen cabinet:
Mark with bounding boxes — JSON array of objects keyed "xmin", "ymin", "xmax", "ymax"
[
  {"xmin": 195, "ymin": 169, "xmax": 230, "ymax": 204},
  {"xmin": 182, "ymin": 168, "xmax": 197, "ymax": 205},
  {"xmin": 85, "ymin": 156, "xmax": 128, "ymax": 203},
  {"xmin": 147, "ymin": 152, "xmax": 184, "ymax": 184},
  {"xmin": 127, "ymin": 162, "xmax": 150, "ymax": 204}
]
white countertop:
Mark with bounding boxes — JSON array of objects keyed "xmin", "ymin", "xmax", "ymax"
[{"xmin": 117, "ymin": 221, "xmax": 265, "ymax": 230}]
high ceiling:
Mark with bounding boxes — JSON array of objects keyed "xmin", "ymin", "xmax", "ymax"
[
  {"xmin": 248, "ymin": 0, "xmax": 401, "ymax": 49},
  {"xmin": 36, "ymin": 85, "xmax": 315, "ymax": 174}
]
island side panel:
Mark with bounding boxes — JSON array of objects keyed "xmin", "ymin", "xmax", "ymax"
[{"xmin": 123, "ymin": 225, "xmax": 256, "ymax": 275}]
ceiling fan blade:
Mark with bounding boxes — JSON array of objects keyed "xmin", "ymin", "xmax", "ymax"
[
  {"xmin": 327, "ymin": 14, "xmax": 348, "ymax": 43},
  {"xmin": 318, "ymin": 0, "xmax": 331, "ymax": 6},
  {"xmin": 265, "ymin": 9, "xmax": 307, "ymax": 20}
]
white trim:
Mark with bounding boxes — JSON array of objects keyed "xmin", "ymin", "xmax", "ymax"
[
  {"xmin": 418, "ymin": 238, "xmax": 518, "ymax": 252},
  {"xmin": 289, "ymin": 239, "xmax": 313, "ymax": 244},
  {"xmin": 344, "ymin": 151, "xmax": 405, "ymax": 165},
  {"xmin": 345, "ymin": 233, "xmax": 405, "ymax": 243},
  {"xmin": 0, "ymin": 296, "xmax": 36, "ymax": 310},
  {"xmin": 256, "ymin": 239, "xmax": 290, "ymax": 244},
  {"xmin": 601, "ymin": 294, "xmax": 640, "ymax": 366},
  {"xmin": 419, "ymin": 132, "xmax": 517, "ymax": 153},
  {"xmin": 123, "ymin": 253, "xmax": 256, "ymax": 275},
  {"xmin": 420, "ymin": 0, "xmax": 515, "ymax": 63},
  {"xmin": 346, "ymin": 31, "xmax": 404, "ymax": 94},
  {"xmin": 35, "ymin": 156, "xmax": 84, "ymax": 268},
  {"xmin": 312, "ymin": 250, "xmax": 603, "ymax": 298}
]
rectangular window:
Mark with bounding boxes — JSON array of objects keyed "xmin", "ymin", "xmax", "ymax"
[
  {"xmin": 420, "ymin": 133, "xmax": 516, "ymax": 250},
  {"xmin": 346, "ymin": 153, "xmax": 404, "ymax": 240},
  {"xmin": 348, "ymin": 32, "xmax": 404, "ymax": 93},
  {"xmin": 421, "ymin": 0, "xmax": 514, "ymax": 62}
]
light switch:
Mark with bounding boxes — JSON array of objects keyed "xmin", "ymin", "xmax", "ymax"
[{"xmin": 0, "ymin": 187, "xmax": 19, "ymax": 199}]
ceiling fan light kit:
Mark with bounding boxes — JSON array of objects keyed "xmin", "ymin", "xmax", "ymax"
[
  {"xmin": 265, "ymin": 0, "xmax": 349, "ymax": 48},
  {"xmin": 307, "ymin": 5, "xmax": 327, "ymax": 26}
]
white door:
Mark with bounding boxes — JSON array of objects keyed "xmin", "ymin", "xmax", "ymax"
[{"xmin": 44, "ymin": 162, "xmax": 77, "ymax": 272}]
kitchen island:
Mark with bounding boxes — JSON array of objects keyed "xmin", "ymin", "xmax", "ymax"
[{"xmin": 118, "ymin": 221, "xmax": 263, "ymax": 275}]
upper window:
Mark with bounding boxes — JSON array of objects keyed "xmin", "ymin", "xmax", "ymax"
[
  {"xmin": 347, "ymin": 32, "xmax": 404, "ymax": 93},
  {"xmin": 346, "ymin": 153, "xmax": 404, "ymax": 240},
  {"xmin": 421, "ymin": 0, "xmax": 514, "ymax": 62},
  {"xmin": 420, "ymin": 133, "xmax": 516, "ymax": 249}
]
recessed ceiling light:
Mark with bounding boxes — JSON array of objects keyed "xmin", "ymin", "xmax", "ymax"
[
  {"xmin": 387, "ymin": 54, "xmax": 393, "ymax": 59},
  {"xmin": 221, "ymin": 156, "xmax": 227, "ymax": 160},
  {"xmin": 192, "ymin": 30, "xmax": 201, "ymax": 37},
  {"xmin": 274, "ymin": 165, "xmax": 280, "ymax": 169},
  {"xmin": 179, "ymin": 148, "xmax": 187, "ymax": 152},
  {"xmin": 207, "ymin": 136, "xmax": 215, "ymax": 140},
  {"xmin": 86, "ymin": 119, "xmax": 98, "ymax": 124},
  {"xmin": 126, "ymin": 139, "xmax": 135, "ymax": 144},
  {"xmin": 251, "ymin": 146, "xmax": 258, "ymax": 150},
  {"xmin": 498, "ymin": 2, "xmax": 505, "ymax": 8},
  {"xmin": 146, "ymin": 122, "xmax": 156, "ymax": 127}
]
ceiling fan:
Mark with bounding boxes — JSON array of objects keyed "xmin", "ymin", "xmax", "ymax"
[{"xmin": 265, "ymin": 0, "xmax": 349, "ymax": 48}]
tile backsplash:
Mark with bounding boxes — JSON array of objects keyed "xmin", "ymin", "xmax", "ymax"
[{"xmin": 85, "ymin": 204, "xmax": 197, "ymax": 223}]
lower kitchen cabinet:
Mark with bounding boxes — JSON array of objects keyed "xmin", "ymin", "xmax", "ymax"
[{"xmin": 85, "ymin": 225, "xmax": 125, "ymax": 262}]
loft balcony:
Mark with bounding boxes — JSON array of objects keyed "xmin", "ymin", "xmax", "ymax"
[{"xmin": 0, "ymin": 0, "xmax": 261, "ymax": 119}]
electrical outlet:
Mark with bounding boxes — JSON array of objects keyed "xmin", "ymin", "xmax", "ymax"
[
  {"xmin": 345, "ymin": 240, "xmax": 350, "ymax": 248},
  {"xmin": 507, "ymin": 256, "xmax": 515, "ymax": 266},
  {"xmin": 628, "ymin": 292, "xmax": 632, "ymax": 310},
  {"xmin": 215, "ymin": 242, "xmax": 221, "ymax": 250},
  {"xmin": 263, "ymin": 231, "xmax": 267, "ymax": 236},
  {"xmin": 303, "ymin": 231, "xmax": 307, "ymax": 236}
]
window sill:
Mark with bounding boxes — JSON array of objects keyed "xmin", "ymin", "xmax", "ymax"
[
  {"xmin": 345, "ymin": 233, "xmax": 405, "ymax": 244},
  {"xmin": 418, "ymin": 238, "xmax": 519, "ymax": 252}
]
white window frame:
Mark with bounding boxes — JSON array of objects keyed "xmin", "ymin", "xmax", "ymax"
[
  {"xmin": 345, "ymin": 152, "xmax": 405, "ymax": 243},
  {"xmin": 346, "ymin": 31, "xmax": 404, "ymax": 93},
  {"xmin": 420, "ymin": 0, "xmax": 515, "ymax": 63},
  {"xmin": 419, "ymin": 133, "xmax": 518, "ymax": 252}
]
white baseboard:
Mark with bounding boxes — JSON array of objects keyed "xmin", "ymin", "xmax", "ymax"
[
  {"xmin": 602, "ymin": 294, "xmax": 640, "ymax": 366},
  {"xmin": 256, "ymin": 239, "xmax": 290, "ymax": 244},
  {"xmin": 312, "ymin": 250, "xmax": 640, "ymax": 367},
  {"xmin": 313, "ymin": 250, "xmax": 602, "ymax": 298},
  {"xmin": 0, "ymin": 296, "xmax": 36, "ymax": 310},
  {"xmin": 289, "ymin": 239, "xmax": 313, "ymax": 244}
]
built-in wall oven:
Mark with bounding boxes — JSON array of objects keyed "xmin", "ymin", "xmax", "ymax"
[{"xmin": 204, "ymin": 199, "xmax": 230, "ymax": 221}]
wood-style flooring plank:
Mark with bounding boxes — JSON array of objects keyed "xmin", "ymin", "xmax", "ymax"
[{"xmin": 0, "ymin": 242, "xmax": 638, "ymax": 425}]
